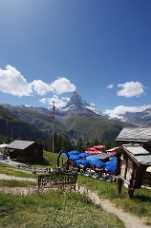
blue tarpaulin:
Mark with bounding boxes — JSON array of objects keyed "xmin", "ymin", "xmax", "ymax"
[
  {"xmin": 86, "ymin": 155, "xmax": 105, "ymax": 168},
  {"xmin": 69, "ymin": 154, "xmax": 81, "ymax": 161},
  {"xmin": 78, "ymin": 152, "xmax": 89, "ymax": 159},
  {"xmin": 75, "ymin": 159, "xmax": 88, "ymax": 168},
  {"xmin": 86, "ymin": 155, "xmax": 101, "ymax": 160},
  {"xmin": 67, "ymin": 150, "xmax": 117, "ymax": 173},
  {"xmin": 68, "ymin": 151, "xmax": 88, "ymax": 161},
  {"xmin": 68, "ymin": 150, "xmax": 81, "ymax": 156},
  {"xmin": 67, "ymin": 150, "xmax": 81, "ymax": 160},
  {"xmin": 104, "ymin": 156, "xmax": 117, "ymax": 174}
]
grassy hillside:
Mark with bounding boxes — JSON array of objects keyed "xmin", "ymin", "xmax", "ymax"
[
  {"xmin": 5, "ymin": 105, "xmax": 66, "ymax": 134},
  {"xmin": 0, "ymin": 191, "xmax": 124, "ymax": 228},
  {"xmin": 0, "ymin": 152, "xmax": 124, "ymax": 227},
  {"xmin": 0, "ymin": 105, "xmax": 46, "ymax": 144},
  {"xmin": 0, "ymin": 151, "xmax": 150, "ymax": 226},
  {"xmin": 37, "ymin": 151, "xmax": 151, "ymax": 225},
  {"xmin": 66, "ymin": 114, "xmax": 124, "ymax": 143},
  {"xmin": 0, "ymin": 180, "xmax": 36, "ymax": 187},
  {"xmin": 0, "ymin": 165, "xmax": 35, "ymax": 178}
]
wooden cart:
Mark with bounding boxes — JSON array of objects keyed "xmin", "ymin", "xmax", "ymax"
[{"xmin": 118, "ymin": 144, "xmax": 151, "ymax": 198}]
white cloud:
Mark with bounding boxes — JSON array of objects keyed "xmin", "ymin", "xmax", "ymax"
[
  {"xmin": 24, "ymin": 104, "xmax": 32, "ymax": 108},
  {"xmin": 50, "ymin": 77, "xmax": 76, "ymax": 94},
  {"xmin": 117, "ymin": 81, "xmax": 144, "ymax": 97},
  {"xmin": 107, "ymin": 84, "xmax": 114, "ymax": 89},
  {"xmin": 40, "ymin": 95, "xmax": 70, "ymax": 109},
  {"xmin": 0, "ymin": 65, "xmax": 32, "ymax": 96},
  {"xmin": 31, "ymin": 77, "xmax": 76, "ymax": 96},
  {"xmin": 31, "ymin": 80, "xmax": 51, "ymax": 96},
  {"xmin": 105, "ymin": 104, "xmax": 151, "ymax": 120},
  {"xmin": 0, "ymin": 65, "xmax": 76, "ymax": 97}
]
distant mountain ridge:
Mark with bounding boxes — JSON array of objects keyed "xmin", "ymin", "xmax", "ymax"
[
  {"xmin": 115, "ymin": 108, "xmax": 151, "ymax": 127},
  {"xmin": 0, "ymin": 92, "xmax": 128, "ymax": 145}
]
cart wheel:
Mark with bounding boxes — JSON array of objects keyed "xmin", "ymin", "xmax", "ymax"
[
  {"xmin": 117, "ymin": 177, "xmax": 123, "ymax": 194},
  {"xmin": 57, "ymin": 150, "xmax": 68, "ymax": 169},
  {"xmin": 128, "ymin": 188, "xmax": 134, "ymax": 198}
]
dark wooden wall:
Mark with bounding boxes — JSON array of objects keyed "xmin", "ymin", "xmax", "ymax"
[{"xmin": 9, "ymin": 143, "xmax": 43, "ymax": 163}]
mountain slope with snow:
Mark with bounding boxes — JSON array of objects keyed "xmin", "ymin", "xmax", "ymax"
[
  {"xmin": 56, "ymin": 91, "xmax": 100, "ymax": 118},
  {"xmin": 121, "ymin": 108, "xmax": 151, "ymax": 126},
  {"xmin": 0, "ymin": 92, "xmax": 127, "ymax": 144}
]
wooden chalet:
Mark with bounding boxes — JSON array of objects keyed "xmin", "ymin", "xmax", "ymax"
[
  {"xmin": 116, "ymin": 128, "xmax": 151, "ymax": 197},
  {"xmin": 7, "ymin": 140, "xmax": 43, "ymax": 163}
]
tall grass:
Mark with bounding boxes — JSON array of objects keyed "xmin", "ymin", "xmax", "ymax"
[
  {"xmin": 0, "ymin": 165, "xmax": 35, "ymax": 178},
  {"xmin": 0, "ymin": 180, "xmax": 36, "ymax": 187},
  {"xmin": 0, "ymin": 191, "xmax": 124, "ymax": 228}
]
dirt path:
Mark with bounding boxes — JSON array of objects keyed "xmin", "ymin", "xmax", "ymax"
[
  {"xmin": 0, "ymin": 174, "xmax": 36, "ymax": 182},
  {"xmin": 78, "ymin": 185, "xmax": 149, "ymax": 228},
  {"xmin": 0, "ymin": 186, "xmax": 37, "ymax": 195},
  {"xmin": 0, "ymin": 175, "xmax": 149, "ymax": 228}
]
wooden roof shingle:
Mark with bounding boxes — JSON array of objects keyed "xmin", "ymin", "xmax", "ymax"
[
  {"xmin": 122, "ymin": 144, "xmax": 151, "ymax": 166},
  {"xmin": 7, "ymin": 140, "xmax": 35, "ymax": 150},
  {"xmin": 116, "ymin": 128, "xmax": 151, "ymax": 143}
]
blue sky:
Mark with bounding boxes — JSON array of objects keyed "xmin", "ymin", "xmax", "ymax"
[{"xmin": 0, "ymin": 0, "xmax": 151, "ymax": 117}]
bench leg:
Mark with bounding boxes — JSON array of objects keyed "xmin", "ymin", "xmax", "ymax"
[
  {"xmin": 128, "ymin": 188, "xmax": 134, "ymax": 198},
  {"xmin": 117, "ymin": 177, "xmax": 123, "ymax": 194}
]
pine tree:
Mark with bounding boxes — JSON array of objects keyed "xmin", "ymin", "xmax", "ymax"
[{"xmin": 76, "ymin": 137, "xmax": 84, "ymax": 151}]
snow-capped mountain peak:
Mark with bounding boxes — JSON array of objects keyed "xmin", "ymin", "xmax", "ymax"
[{"xmin": 60, "ymin": 92, "xmax": 100, "ymax": 116}]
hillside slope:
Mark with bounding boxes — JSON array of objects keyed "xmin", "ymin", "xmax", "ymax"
[
  {"xmin": 0, "ymin": 106, "xmax": 46, "ymax": 143},
  {"xmin": 65, "ymin": 114, "xmax": 124, "ymax": 143}
]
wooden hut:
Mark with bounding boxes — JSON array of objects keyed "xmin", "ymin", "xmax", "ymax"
[
  {"xmin": 116, "ymin": 128, "xmax": 151, "ymax": 197},
  {"xmin": 7, "ymin": 140, "xmax": 43, "ymax": 163},
  {"xmin": 116, "ymin": 127, "xmax": 151, "ymax": 150}
]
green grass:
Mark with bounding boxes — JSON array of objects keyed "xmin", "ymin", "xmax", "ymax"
[
  {"xmin": 32, "ymin": 150, "xmax": 67, "ymax": 168},
  {"xmin": 78, "ymin": 175, "xmax": 151, "ymax": 225},
  {"xmin": 0, "ymin": 190, "xmax": 124, "ymax": 228},
  {"xmin": 1, "ymin": 151, "xmax": 150, "ymax": 225},
  {"xmin": 0, "ymin": 180, "xmax": 36, "ymax": 187},
  {"xmin": 31, "ymin": 151, "xmax": 59, "ymax": 168},
  {"xmin": 0, "ymin": 151, "xmax": 59, "ymax": 180},
  {"xmin": 43, "ymin": 150, "xmax": 58, "ymax": 167},
  {"xmin": 0, "ymin": 164, "xmax": 35, "ymax": 178}
]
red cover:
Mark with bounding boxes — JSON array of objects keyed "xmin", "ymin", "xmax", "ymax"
[
  {"xmin": 86, "ymin": 150, "xmax": 102, "ymax": 155},
  {"xmin": 86, "ymin": 145, "xmax": 105, "ymax": 151},
  {"xmin": 93, "ymin": 145, "xmax": 106, "ymax": 150},
  {"xmin": 86, "ymin": 147, "xmax": 96, "ymax": 151}
]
